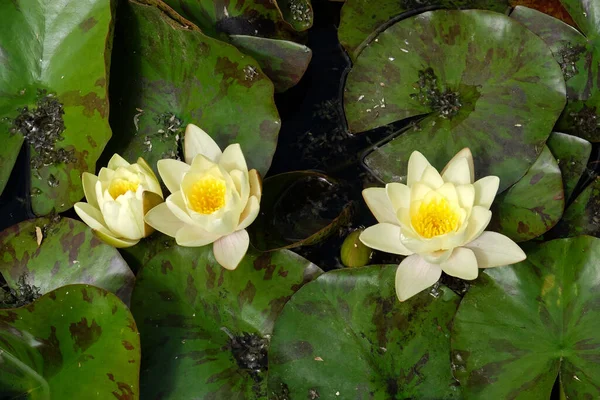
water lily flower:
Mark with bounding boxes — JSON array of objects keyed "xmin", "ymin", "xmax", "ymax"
[
  {"xmin": 144, "ymin": 124, "xmax": 261, "ymax": 270},
  {"xmin": 360, "ymin": 148, "xmax": 526, "ymax": 302},
  {"xmin": 74, "ymin": 154, "xmax": 164, "ymax": 248}
]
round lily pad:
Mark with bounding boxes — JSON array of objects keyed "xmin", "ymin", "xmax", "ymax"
[
  {"xmin": 452, "ymin": 237, "xmax": 600, "ymax": 399},
  {"xmin": 0, "ymin": 285, "xmax": 140, "ymax": 399},
  {"xmin": 0, "ymin": 217, "xmax": 135, "ymax": 305},
  {"xmin": 130, "ymin": 245, "xmax": 322, "ymax": 399},
  {"xmin": 108, "ymin": 0, "xmax": 281, "ymax": 176},
  {"xmin": 347, "ymin": 9, "xmax": 566, "ymax": 192},
  {"xmin": 0, "ymin": 0, "xmax": 114, "ymax": 215},
  {"xmin": 338, "ymin": 0, "xmax": 510, "ymax": 61},
  {"xmin": 267, "ymin": 265, "xmax": 462, "ymax": 399},
  {"xmin": 489, "ymin": 146, "xmax": 564, "ymax": 242},
  {"xmin": 160, "ymin": 0, "xmax": 312, "ymax": 91},
  {"xmin": 248, "ymin": 171, "xmax": 354, "ymax": 251},
  {"xmin": 511, "ymin": 4, "xmax": 600, "ymax": 141}
]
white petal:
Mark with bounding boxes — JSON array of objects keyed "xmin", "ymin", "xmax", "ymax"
[
  {"xmin": 230, "ymin": 169, "xmax": 250, "ymax": 204},
  {"xmin": 191, "ymin": 153, "xmax": 218, "ymax": 171},
  {"xmin": 421, "ymin": 249, "xmax": 453, "ymax": 264},
  {"xmin": 93, "ymin": 230, "xmax": 139, "ymax": 248},
  {"xmin": 137, "ymin": 157, "xmax": 163, "ymax": 198},
  {"xmin": 213, "ymin": 229, "xmax": 250, "ymax": 270},
  {"xmin": 74, "ymin": 202, "xmax": 111, "ymax": 235},
  {"xmin": 442, "ymin": 148, "xmax": 474, "ymax": 184},
  {"xmin": 107, "ymin": 154, "xmax": 130, "ymax": 169},
  {"xmin": 102, "ymin": 196, "xmax": 145, "ymax": 240},
  {"xmin": 362, "ymin": 187, "xmax": 397, "ymax": 224},
  {"xmin": 144, "ymin": 202, "xmax": 186, "ymax": 238},
  {"xmin": 184, "ymin": 124, "xmax": 222, "ymax": 164},
  {"xmin": 249, "ymin": 169, "xmax": 262, "ymax": 202},
  {"xmin": 359, "ymin": 223, "xmax": 413, "ymax": 256},
  {"xmin": 82, "ymin": 172, "xmax": 99, "ymax": 208},
  {"xmin": 465, "ymin": 231, "xmax": 526, "ymax": 268},
  {"xmin": 473, "ymin": 176, "xmax": 500, "ymax": 209},
  {"xmin": 465, "ymin": 206, "xmax": 492, "ymax": 243},
  {"xmin": 456, "ymin": 184, "xmax": 475, "ymax": 211},
  {"xmin": 220, "ymin": 144, "xmax": 248, "ymax": 174},
  {"xmin": 386, "ymin": 182, "xmax": 410, "ymax": 211},
  {"xmin": 176, "ymin": 224, "xmax": 221, "ymax": 247},
  {"xmin": 436, "ymin": 182, "xmax": 458, "ymax": 204},
  {"xmin": 410, "ymin": 182, "xmax": 432, "ymax": 203},
  {"xmin": 407, "ymin": 151, "xmax": 432, "ymax": 187},
  {"xmin": 420, "ymin": 166, "xmax": 444, "ymax": 189},
  {"xmin": 238, "ymin": 196, "xmax": 260, "ymax": 230},
  {"xmin": 166, "ymin": 191, "xmax": 195, "ymax": 225},
  {"xmin": 442, "ymin": 157, "xmax": 471, "ymax": 185},
  {"xmin": 395, "ymin": 255, "xmax": 442, "ymax": 302},
  {"xmin": 440, "ymin": 247, "xmax": 479, "ymax": 280},
  {"xmin": 157, "ymin": 159, "xmax": 190, "ymax": 194}
]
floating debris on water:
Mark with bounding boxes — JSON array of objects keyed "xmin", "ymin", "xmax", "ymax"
[
  {"xmin": 244, "ymin": 65, "xmax": 259, "ymax": 81},
  {"xmin": 556, "ymin": 42, "xmax": 586, "ymax": 82},
  {"xmin": 411, "ymin": 68, "xmax": 461, "ymax": 119},
  {"xmin": 10, "ymin": 89, "xmax": 76, "ymax": 170},
  {"xmin": 0, "ymin": 273, "xmax": 41, "ymax": 308},
  {"xmin": 289, "ymin": 0, "xmax": 311, "ymax": 23}
]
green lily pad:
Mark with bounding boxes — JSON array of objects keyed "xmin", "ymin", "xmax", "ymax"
[
  {"xmin": 551, "ymin": 177, "xmax": 600, "ymax": 238},
  {"xmin": 338, "ymin": 0, "xmax": 510, "ymax": 61},
  {"xmin": 229, "ymin": 35, "xmax": 312, "ymax": 93},
  {"xmin": 0, "ymin": 217, "xmax": 135, "ymax": 305},
  {"xmin": 130, "ymin": 245, "xmax": 322, "ymax": 399},
  {"xmin": 0, "ymin": 0, "xmax": 114, "ymax": 215},
  {"xmin": 546, "ymin": 131, "xmax": 591, "ymax": 202},
  {"xmin": 162, "ymin": 0, "xmax": 300, "ymax": 40},
  {"xmin": 108, "ymin": 0, "xmax": 280, "ymax": 176},
  {"xmin": 248, "ymin": 171, "xmax": 354, "ymax": 251},
  {"xmin": 511, "ymin": 5, "xmax": 600, "ymax": 141},
  {"xmin": 119, "ymin": 232, "xmax": 176, "ymax": 275},
  {"xmin": 0, "ymin": 284, "xmax": 140, "ymax": 398},
  {"xmin": 451, "ymin": 236, "xmax": 600, "ymax": 399},
  {"xmin": 267, "ymin": 265, "xmax": 461, "ymax": 399},
  {"xmin": 351, "ymin": 10, "xmax": 566, "ymax": 192},
  {"xmin": 489, "ymin": 146, "xmax": 564, "ymax": 242}
]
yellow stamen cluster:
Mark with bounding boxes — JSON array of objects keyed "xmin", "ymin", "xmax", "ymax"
[
  {"xmin": 187, "ymin": 177, "xmax": 226, "ymax": 214},
  {"xmin": 412, "ymin": 197, "xmax": 459, "ymax": 238},
  {"xmin": 108, "ymin": 179, "xmax": 139, "ymax": 199}
]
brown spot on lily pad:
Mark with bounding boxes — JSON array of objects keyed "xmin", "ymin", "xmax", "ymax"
[
  {"xmin": 82, "ymin": 288, "xmax": 93, "ymax": 303},
  {"xmin": 530, "ymin": 172, "xmax": 544, "ymax": 185},
  {"xmin": 61, "ymin": 90, "xmax": 107, "ymax": 118},
  {"xmin": 161, "ymin": 260, "xmax": 173, "ymax": 274},
  {"xmin": 517, "ymin": 222, "xmax": 530, "ymax": 234},
  {"xmin": 122, "ymin": 340, "xmax": 135, "ymax": 350},
  {"xmin": 112, "ymin": 382, "xmax": 135, "ymax": 400},
  {"xmin": 69, "ymin": 317, "xmax": 102, "ymax": 352},
  {"xmin": 79, "ymin": 17, "xmax": 98, "ymax": 32},
  {"xmin": 214, "ymin": 57, "xmax": 256, "ymax": 89}
]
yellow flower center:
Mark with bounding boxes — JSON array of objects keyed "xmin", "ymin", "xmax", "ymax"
[
  {"xmin": 108, "ymin": 179, "xmax": 139, "ymax": 199},
  {"xmin": 411, "ymin": 197, "xmax": 460, "ymax": 238},
  {"xmin": 187, "ymin": 177, "xmax": 227, "ymax": 214}
]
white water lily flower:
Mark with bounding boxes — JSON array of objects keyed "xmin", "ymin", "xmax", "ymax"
[
  {"xmin": 360, "ymin": 148, "xmax": 526, "ymax": 302},
  {"xmin": 75, "ymin": 154, "xmax": 164, "ymax": 248},
  {"xmin": 144, "ymin": 124, "xmax": 262, "ymax": 270}
]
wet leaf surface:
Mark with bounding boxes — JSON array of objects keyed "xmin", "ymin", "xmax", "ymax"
[
  {"xmin": 350, "ymin": 10, "xmax": 565, "ymax": 192},
  {"xmin": 0, "ymin": 0, "xmax": 114, "ymax": 215},
  {"xmin": 0, "ymin": 217, "xmax": 135, "ymax": 305},
  {"xmin": 130, "ymin": 245, "xmax": 322, "ymax": 399},
  {"xmin": 248, "ymin": 171, "xmax": 354, "ymax": 251},
  {"xmin": 0, "ymin": 285, "xmax": 140, "ymax": 398},
  {"xmin": 489, "ymin": 146, "xmax": 564, "ymax": 242},
  {"xmin": 267, "ymin": 265, "xmax": 461, "ymax": 399},
  {"xmin": 511, "ymin": 5, "xmax": 600, "ymax": 141},
  {"xmin": 452, "ymin": 237, "xmax": 600, "ymax": 399},
  {"xmin": 546, "ymin": 131, "xmax": 591, "ymax": 202},
  {"xmin": 229, "ymin": 35, "xmax": 312, "ymax": 93},
  {"xmin": 338, "ymin": 0, "xmax": 510, "ymax": 61},
  {"xmin": 108, "ymin": 0, "xmax": 280, "ymax": 176}
]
